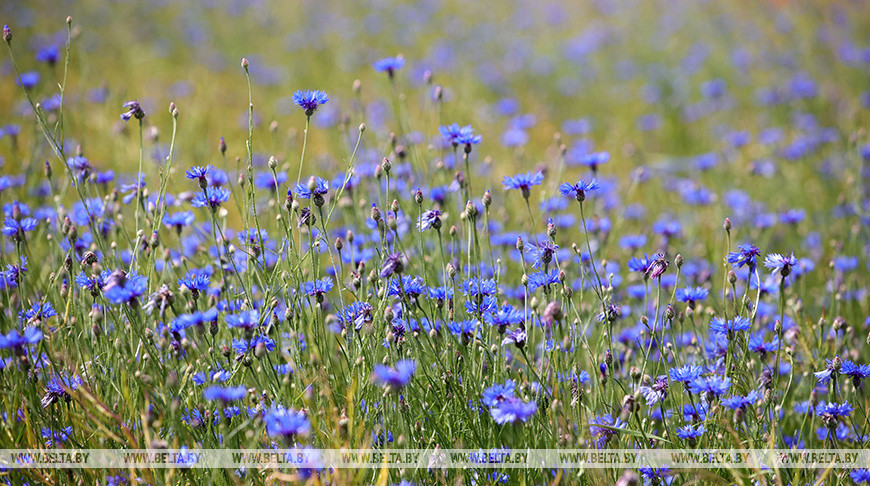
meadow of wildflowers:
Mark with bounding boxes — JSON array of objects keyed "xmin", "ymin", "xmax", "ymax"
[{"xmin": 0, "ymin": 0, "xmax": 869, "ymax": 484}]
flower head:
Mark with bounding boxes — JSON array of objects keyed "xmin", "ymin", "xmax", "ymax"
[
  {"xmin": 203, "ymin": 385, "xmax": 246, "ymax": 402},
  {"xmin": 728, "ymin": 243, "xmax": 761, "ymax": 271},
  {"xmin": 292, "ymin": 90, "xmax": 329, "ymax": 116},
  {"xmin": 503, "ymin": 171, "xmax": 544, "ymax": 197},
  {"xmin": 264, "ymin": 406, "xmax": 311, "ymax": 439},
  {"xmin": 191, "ymin": 187, "xmax": 230, "ymax": 210},
  {"xmin": 558, "ymin": 178, "xmax": 599, "ymax": 202},
  {"xmin": 764, "ymin": 252, "xmax": 797, "ymax": 277},
  {"xmin": 417, "ymin": 209, "xmax": 443, "ymax": 231},
  {"xmin": 121, "ymin": 100, "xmax": 144, "ymax": 121},
  {"xmin": 372, "ymin": 360, "xmax": 416, "ymax": 389},
  {"xmin": 373, "ymin": 56, "xmax": 404, "ymax": 77}
]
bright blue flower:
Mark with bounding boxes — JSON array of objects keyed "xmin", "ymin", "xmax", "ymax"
[
  {"xmin": 185, "ymin": 165, "xmax": 211, "ymax": 181},
  {"xmin": 373, "ymin": 56, "xmax": 405, "ymax": 75},
  {"xmin": 460, "ymin": 277, "xmax": 497, "ymax": 296},
  {"xmin": 503, "ymin": 171, "xmax": 544, "ymax": 193},
  {"xmin": 842, "ymin": 361, "xmax": 870, "ymax": 387},
  {"xmin": 0, "ymin": 327, "xmax": 42, "ymax": 349},
  {"xmin": 815, "ymin": 401, "xmax": 853, "ymax": 417},
  {"xmin": 292, "ymin": 90, "xmax": 329, "ymax": 116},
  {"xmin": 481, "ymin": 381, "xmax": 516, "ymax": 407},
  {"xmin": 688, "ymin": 375, "xmax": 731, "ymax": 397},
  {"xmin": 619, "ymin": 234, "xmax": 647, "ymax": 250},
  {"xmin": 669, "ymin": 365, "xmax": 704, "ymax": 384},
  {"xmin": 710, "ymin": 316, "xmax": 752, "ymax": 335},
  {"xmin": 203, "ymin": 385, "xmax": 246, "ymax": 402},
  {"xmin": 163, "ymin": 211, "xmax": 195, "ymax": 231},
  {"xmin": 558, "ymin": 178, "xmax": 599, "ymax": 201},
  {"xmin": 226, "ymin": 310, "xmax": 260, "ymax": 330},
  {"xmin": 721, "ymin": 390, "xmax": 760, "ymax": 410},
  {"xmin": 372, "ymin": 360, "xmax": 416, "ymax": 389},
  {"xmin": 589, "ymin": 414, "xmax": 625, "ymax": 448},
  {"xmin": 528, "ymin": 270, "xmax": 560, "ymax": 291},
  {"xmin": 178, "ymin": 270, "xmax": 210, "ymax": 294},
  {"xmin": 264, "ymin": 406, "xmax": 311, "ymax": 438},
  {"xmin": 19, "ymin": 302, "xmax": 56, "ymax": 322},
  {"xmin": 191, "ymin": 187, "xmax": 230, "ymax": 209},
  {"xmin": 417, "ymin": 209, "xmax": 442, "ymax": 231},
  {"xmin": 676, "ymin": 424, "xmax": 705, "ymax": 441},
  {"xmin": 2, "ymin": 217, "xmax": 38, "ymax": 239},
  {"xmin": 627, "ymin": 254, "xmax": 652, "ymax": 273},
  {"xmin": 490, "ymin": 398, "xmax": 537, "ymax": 424},
  {"xmin": 851, "ymin": 469, "xmax": 870, "ymax": 484},
  {"xmin": 302, "ymin": 277, "xmax": 334, "ymax": 297},
  {"xmin": 103, "ymin": 272, "xmax": 148, "ymax": 305},
  {"xmin": 527, "ymin": 240, "xmax": 559, "ymax": 269},
  {"xmin": 294, "ymin": 177, "xmax": 329, "ymax": 199},
  {"xmin": 676, "ymin": 286, "xmax": 709, "ymax": 305},
  {"xmin": 764, "ymin": 252, "xmax": 797, "ymax": 276},
  {"xmin": 440, "ymin": 124, "xmax": 481, "ymax": 146},
  {"xmin": 727, "ymin": 243, "xmax": 761, "ymax": 270},
  {"xmin": 336, "ymin": 301, "xmax": 373, "ymax": 331}
]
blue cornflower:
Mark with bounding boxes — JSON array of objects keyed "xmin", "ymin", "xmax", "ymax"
[
  {"xmin": 203, "ymin": 385, "xmax": 246, "ymax": 402},
  {"xmin": 628, "ymin": 254, "xmax": 652, "ymax": 273},
  {"xmin": 226, "ymin": 310, "xmax": 261, "ymax": 330},
  {"xmin": 559, "ymin": 178, "xmax": 599, "ymax": 202},
  {"xmin": 178, "ymin": 270, "xmax": 210, "ymax": 296},
  {"xmin": 232, "ymin": 335, "xmax": 276, "ymax": 354},
  {"xmin": 721, "ymin": 390, "xmax": 760, "ymax": 410},
  {"xmin": 379, "ymin": 253, "xmax": 404, "ymax": 279},
  {"xmin": 485, "ymin": 304, "xmax": 524, "ymax": 329},
  {"xmin": 427, "ymin": 286, "xmax": 453, "ymax": 302},
  {"xmin": 577, "ymin": 152, "xmax": 610, "ymax": 172},
  {"xmin": 814, "ymin": 357, "xmax": 841, "ymax": 385},
  {"xmin": 103, "ymin": 271, "xmax": 148, "ymax": 305},
  {"xmin": 75, "ymin": 270, "xmax": 111, "ymax": 294},
  {"xmin": 19, "ymin": 302, "xmax": 56, "ymax": 323},
  {"xmin": 710, "ymin": 316, "xmax": 752, "ymax": 336},
  {"xmin": 2, "ymin": 216, "xmax": 38, "ymax": 240},
  {"xmin": 727, "ymin": 243, "xmax": 761, "ymax": 271},
  {"xmin": 302, "ymin": 277, "xmax": 334, "ymax": 300},
  {"xmin": 255, "ymin": 171, "xmax": 287, "ymax": 190},
  {"xmin": 851, "ymin": 470, "xmax": 870, "ymax": 484},
  {"xmin": 527, "ymin": 240, "xmax": 559, "ymax": 269},
  {"xmin": 528, "ymin": 270, "xmax": 560, "ymax": 291},
  {"xmin": 503, "ymin": 171, "xmax": 544, "ymax": 196},
  {"xmin": 683, "ymin": 402, "xmax": 708, "ymax": 422},
  {"xmin": 637, "ymin": 375, "xmax": 669, "ymax": 406},
  {"xmin": 748, "ymin": 333, "xmax": 779, "ymax": 357},
  {"xmin": 481, "ymin": 381, "xmax": 516, "ymax": 407},
  {"xmin": 619, "ymin": 234, "xmax": 647, "ymax": 250},
  {"xmin": 373, "ymin": 56, "xmax": 405, "ymax": 77},
  {"xmin": 191, "ymin": 186, "xmax": 230, "ymax": 210},
  {"xmin": 0, "ymin": 327, "xmax": 42, "ymax": 349},
  {"xmin": 688, "ymin": 375, "xmax": 732, "ymax": 397},
  {"xmin": 336, "ymin": 301, "xmax": 373, "ymax": 331},
  {"xmin": 589, "ymin": 414, "xmax": 625, "ymax": 449},
  {"xmin": 185, "ymin": 165, "xmax": 212, "ymax": 186},
  {"xmin": 763, "ymin": 252, "xmax": 797, "ymax": 277},
  {"xmin": 372, "ymin": 360, "xmax": 416, "ymax": 389},
  {"xmin": 388, "ymin": 275, "xmax": 427, "ymax": 299},
  {"xmin": 163, "ymin": 211, "xmax": 195, "ymax": 233},
  {"xmin": 676, "ymin": 424, "xmax": 705, "ymax": 441},
  {"xmin": 501, "ymin": 327, "xmax": 527, "ymax": 349},
  {"xmin": 447, "ymin": 320, "xmax": 476, "ymax": 340},
  {"xmin": 815, "ymin": 401, "xmax": 853, "ymax": 418},
  {"xmin": 676, "ymin": 286, "xmax": 709, "ymax": 307},
  {"xmin": 294, "ymin": 177, "xmax": 329, "ymax": 199},
  {"xmin": 292, "ymin": 90, "xmax": 329, "ymax": 116},
  {"xmin": 264, "ymin": 406, "xmax": 311, "ymax": 438},
  {"xmin": 460, "ymin": 277, "xmax": 497, "ymax": 296},
  {"xmin": 440, "ymin": 124, "xmax": 481, "ymax": 146},
  {"xmin": 669, "ymin": 365, "xmax": 705, "ymax": 385},
  {"xmin": 832, "ymin": 256, "xmax": 858, "ymax": 273},
  {"xmin": 42, "ymin": 374, "xmax": 84, "ymax": 408},
  {"xmin": 417, "ymin": 209, "xmax": 442, "ymax": 231},
  {"xmin": 841, "ymin": 361, "xmax": 870, "ymax": 388},
  {"xmin": 2, "ymin": 256, "xmax": 27, "ymax": 288},
  {"xmin": 490, "ymin": 398, "xmax": 537, "ymax": 425}
]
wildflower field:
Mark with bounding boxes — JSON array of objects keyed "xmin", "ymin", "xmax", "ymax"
[{"xmin": 0, "ymin": 0, "xmax": 869, "ymax": 484}]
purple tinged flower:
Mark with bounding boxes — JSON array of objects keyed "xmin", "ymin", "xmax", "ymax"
[
  {"xmin": 527, "ymin": 240, "xmax": 558, "ymax": 269},
  {"xmin": 292, "ymin": 90, "xmax": 329, "ymax": 116},
  {"xmin": 637, "ymin": 375, "xmax": 669, "ymax": 406},
  {"xmin": 203, "ymin": 385, "xmax": 246, "ymax": 402},
  {"xmin": 727, "ymin": 243, "xmax": 761, "ymax": 271},
  {"xmin": 589, "ymin": 414, "xmax": 625, "ymax": 448},
  {"xmin": 372, "ymin": 360, "xmax": 416, "ymax": 389},
  {"xmin": 440, "ymin": 124, "xmax": 481, "ymax": 146},
  {"xmin": 501, "ymin": 327, "xmax": 527, "ymax": 349},
  {"xmin": 379, "ymin": 253, "xmax": 405, "ymax": 279},
  {"xmin": 577, "ymin": 151, "xmax": 610, "ymax": 172},
  {"xmin": 264, "ymin": 406, "xmax": 311, "ymax": 438},
  {"xmin": 294, "ymin": 177, "xmax": 329, "ymax": 199},
  {"xmin": 645, "ymin": 254, "xmax": 669, "ymax": 280},
  {"xmin": 558, "ymin": 178, "xmax": 599, "ymax": 202},
  {"xmin": 417, "ymin": 209, "xmax": 442, "ymax": 231},
  {"xmin": 120, "ymin": 100, "xmax": 144, "ymax": 121},
  {"xmin": 163, "ymin": 211, "xmax": 195, "ymax": 232},
  {"xmin": 103, "ymin": 271, "xmax": 148, "ymax": 305},
  {"xmin": 336, "ymin": 301, "xmax": 373, "ymax": 331},
  {"xmin": 764, "ymin": 252, "xmax": 797, "ymax": 277}
]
